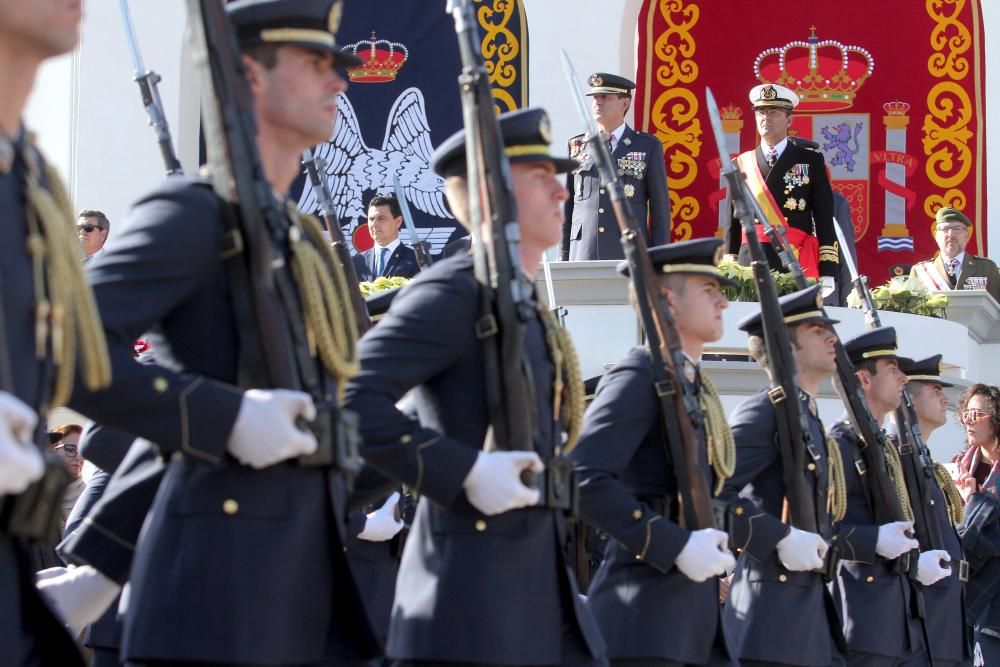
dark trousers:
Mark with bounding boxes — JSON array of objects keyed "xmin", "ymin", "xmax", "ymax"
[
  {"xmin": 92, "ymin": 648, "xmax": 122, "ymax": 667},
  {"xmin": 611, "ymin": 647, "xmax": 732, "ymax": 667},
  {"xmin": 842, "ymin": 649, "xmax": 928, "ymax": 667}
]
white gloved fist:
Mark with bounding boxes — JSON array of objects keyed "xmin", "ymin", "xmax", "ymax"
[
  {"xmin": 876, "ymin": 521, "xmax": 919, "ymax": 560},
  {"xmin": 463, "ymin": 451, "xmax": 543, "ymax": 516},
  {"xmin": 916, "ymin": 549, "xmax": 952, "ymax": 587},
  {"xmin": 227, "ymin": 389, "xmax": 317, "ymax": 469},
  {"xmin": 675, "ymin": 528, "xmax": 735, "ymax": 582},
  {"xmin": 776, "ymin": 527, "xmax": 829, "ymax": 572},
  {"xmin": 36, "ymin": 565, "xmax": 121, "ymax": 632},
  {"xmin": 0, "ymin": 392, "xmax": 44, "ymax": 496},
  {"xmin": 358, "ymin": 492, "xmax": 404, "ymax": 542}
]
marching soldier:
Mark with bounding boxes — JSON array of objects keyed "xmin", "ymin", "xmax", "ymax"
[
  {"xmin": 721, "ymin": 285, "xmax": 847, "ymax": 667},
  {"xmin": 344, "ymin": 108, "xmax": 608, "ymax": 667},
  {"xmin": 723, "ymin": 83, "xmax": 839, "ymax": 291},
  {"xmin": 52, "ymin": 2, "xmax": 393, "ymax": 665},
  {"xmin": 0, "ymin": 1, "xmax": 112, "ymax": 664},
  {"xmin": 568, "ymin": 238, "xmax": 737, "ymax": 666},
  {"xmin": 895, "ymin": 355, "xmax": 971, "ymax": 667},
  {"xmin": 562, "ymin": 72, "xmax": 670, "ymax": 261},
  {"xmin": 826, "ymin": 328, "xmax": 936, "ymax": 666}
]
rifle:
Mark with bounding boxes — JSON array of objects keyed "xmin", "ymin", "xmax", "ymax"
[
  {"xmin": 186, "ymin": 0, "xmax": 360, "ymax": 475},
  {"xmin": 119, "ymin": 0, "xmax": 182, "ymax": 175},
  {"xmin": 706, "ymin": 88, "xmax": 819, "ymax": 535},
  {"xmin": 446, "ymin": 0, "xmax": 536, "ymax": 456},
  {"xmin": 392, "ymin": 175, "xmax": 433, "ymax": 270},
  {"xmin": 560, "ymin": 52, "xmax": 712, "ymax": 529},
  {"xmin": 302, "ymin": 149, "xmax": 371, "ymax": 335}
]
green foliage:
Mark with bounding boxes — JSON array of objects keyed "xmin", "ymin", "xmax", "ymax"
[
  {"xmin": 846, "ymin": 275, "xmax": 948, "ymax": 318},
  {"xmin": 717, "ymin": 259, "xmax": 816, "ymax": 302},
  {"xmin": 359, "ymin": 276, "xmax": 410, "ymax": 296}
]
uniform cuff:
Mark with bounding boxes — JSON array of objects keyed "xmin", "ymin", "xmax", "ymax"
[
  {"xmin": 727, "ymin": 499, "xmax": 790, "ymax": 562},
  {"xmin": 58, "ymin": 517, "xmax": 135, "ymax": 586}
]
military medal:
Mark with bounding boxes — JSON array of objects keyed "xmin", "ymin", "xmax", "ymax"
[
  {"xmin": 784, "ymin": 197, "xmax": 798, "ymax": 211},
  {"xmin": 623, "ymin": 137, "xmax": 632, "ymax": 146},
  {"xmin": 623, "ymin": 184, "xmax": 635, "ymax": 198},
  {"xmin": 799, "ymin": 198, "xmax": 807, "ymax": 210}
]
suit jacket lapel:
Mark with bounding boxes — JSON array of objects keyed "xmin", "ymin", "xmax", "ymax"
[
  {"xmin": 383, "ymin": 246, "xmax": 401, "ymax": 276},
  {"xmin": 613, "ymin": 126, "xmax": 634, "ymax": 157}
]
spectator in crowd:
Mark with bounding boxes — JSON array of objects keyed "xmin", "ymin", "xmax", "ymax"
[
  {"xmin": 910, "ymin": 207, "xmax": 1000, "ymax": 302},
  {"xmin": 352, "ymin": 194, "xmax": 419, "ymax": 281},
  {"xmin": 48, "ymin": 424, "xmax": 85, "ymax": 521},
  {"xmin": 77, "ymin": 209, "xmax": 110, "ymax": 260},
  {"xmin": 952, "ymin": 384, "xmax": 1000, "ymax": 665}
]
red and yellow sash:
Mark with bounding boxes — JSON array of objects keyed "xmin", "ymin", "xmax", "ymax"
[{"xmin": 736, "ymin": 151, "xmax": 819, "ymax": 278}]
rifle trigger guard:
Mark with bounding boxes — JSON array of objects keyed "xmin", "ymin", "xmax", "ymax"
[
  {"xmin": 854, "ymin": 458, "xmax": 867, "ymax": 476},
  {"xmin": 767, "ymin": 386, "xmax": 787, "ymax": 405},
  {"xmin": 654, "ymin": 379, "xmax": 676, "ymax": 398},
  {"xmin": 475, "ymin": 315, "xmax": 498, "ymax": 339},
  {"xmin": 220, "ymin": 229, "xmax": 244, "ymax": 259}
]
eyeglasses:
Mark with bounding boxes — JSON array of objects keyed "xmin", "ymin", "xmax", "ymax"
[
  {"xmin": 935, "ymin": 225, "xmax": 968, "ymax": 234},
  {"xmin": 961, "ymin": 409, "xmax": 994, "ymax": 423},
  {"xmin": 77, "ymin": 224, "xmax": 103, "ymax": 233},
  {"xmin": 53, "ymin": 443, "xmax": 79, "ymax": 458}
]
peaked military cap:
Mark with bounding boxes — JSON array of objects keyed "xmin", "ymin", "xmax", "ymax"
[
  {"xmin": 616, "ymin": 237, "xmax": 737, "ymax": 286},
  {"xmin": 737, "ymin": 284, "xmax": 838, "ymax": 334},
  {"xmin": 431, "ymin": 108, "xmax": 578, "ymax": 177},
  {"xmin": 749, "ymin": 83, "xmax": 800, "ymax": 111},
  {"xmin": 935, "ymin": 207, "xmax": 972, "ymax": 227},
  {"xmin": 898, "ymin": 354, "xmax": 953, "ymax": 387},
  {"xmin": 227, "ymin": 0, "xmax": 363, "ymax": 68},
  {"xmin": 585, "ymin": 72, "xmax": 635, "ymax": 96},
  {"xmin": 842, "ymin": 327, "xmax": 898, "ymax": 364}
]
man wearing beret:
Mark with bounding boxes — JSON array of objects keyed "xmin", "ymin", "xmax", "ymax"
[
  {"xmin": 910, "ymin": 207, "xmax": 1000, "ymax": 302},
  {"xmin": 568, "ymin": 237, "xmax": 737, "ymax": 666},
  {"xmin": 345, "ymin": 107, "xmax": 607, "ymax": 667},
  {"xmin": 724, "ymin": 83, "xmax": 839, "ymax": 292},
  {"xmin": 562, "ymin": 72, "xmax": 670, "ymax": 261}
]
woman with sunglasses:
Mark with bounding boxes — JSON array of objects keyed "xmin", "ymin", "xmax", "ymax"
[{"xmin": 952, "ymin": 384, "xmax": 1000, "ymax": 665}]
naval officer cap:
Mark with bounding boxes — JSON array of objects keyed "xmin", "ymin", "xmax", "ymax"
[
  {"xmin": 616, "ymin": 237, "xmax": 737, "ymax": 287},
  {"xmin": 935, "ymin": 207, "xmax": 972, "ymax": 228},
  {"xmin": 749, "ymin": 83, "xmax": 800, "ymax": 111},
  {"xmin": 431, "ymin": 108, "xmax": 579, "ymax": 178},
  {"xmin": 737, "ymin": 284, "xmax": 838, "ymax": 335},
  {"xmin": 227, "ymin": 0, "xmax": 363, "ymax": 68},
  {"xmin": 585, "ymin": 72, "xmax": 636, "ymax": 97},
  {"xmin": 842, "ymin": 327, "xmax": 898, "ymax": 365},
  {"xmin": 898, "ymin": 354, "xmax": 953, "ymax": 387}
]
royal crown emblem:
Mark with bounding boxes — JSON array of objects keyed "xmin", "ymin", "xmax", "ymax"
[
  {"xmin": 344, "ymin": 32, "xmax": 409, "ymax": 83},
  {"xmin": 753, "ymin": 27, "xmax": 874, "ymax": 112},
  {"xmin": 589, "ymin": 74, "xmax": 603, "ymax": 87}
]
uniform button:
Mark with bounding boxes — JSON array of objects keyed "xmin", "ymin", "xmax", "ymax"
[
  {"xmin": 171, "ymin": 451, "xmax": 183, "ymax": 462},
  {"xmin": 866, "ymin": 576, "xmax": 875, "ymax": 583},
  {"xmin": 734, "ymin": 507, "xmax": 744, "ymax": 516},
  {"xmin": 599, "ymin": 189, "xmax": 605, "ymax": 194},
  {"xmin": 598, "ymin": 208, "xmax": 605, "ymax": 214},
  {"xmin": 400, "ymin": 434, "xmax": 412, "ymax": 444},
  {"xmin": 474, "ymin": 519, "xmax": 487, "ymax": 532},
  {"xmin": 632, "ymin": 509, "xmax": 642, "ymax": 520},
  {"xmin": 153, "ymin": 377, "xmax": 168, "ymax": 393},
  {"xmin": 222, "ymin": 499, "xmax": 239, "ymax": 515},
  {"xmin": 778, "ymin": 574, "xmax": 787, "ymax": 582},
  {"xmin": 635, "ymin": 554, "xmax": 642, "ymax": 561},
  {"xmin": 807, "ymin": 463, "xmax": 816, "ymax": 471},
  {"xmin": 598, "ymin": 226, "xmax": 605, "ymax": 232}
]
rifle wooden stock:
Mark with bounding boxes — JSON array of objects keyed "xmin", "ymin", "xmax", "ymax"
[
  {"xmin": 302, "ymin": 153, "xmax": 372, "ymax": 336},
  {"xmin": 448, "ymin": 0, "xmax": 535, "ymax": 452}
]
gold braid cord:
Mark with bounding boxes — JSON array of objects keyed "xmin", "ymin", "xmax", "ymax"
[
  {"xmin": 883, "ymin": 439, "xmax": 915, "ymax": 523},
  {"xmin": 23, "ymin": 148, "xmax": 110, "ymax": 407},
  {"xmin": 698, "ymin": 372, "xmax": 735, "ymax": 495},
  {"xmin": 826, "ymin": 437, "xmax": 848, "ymax": 522},
  {"xmin": 287, "ymin": 209, "xmax": 358, "ymax": 398},
  {"xmin": 537, "ymin": 307, "xmax": 584, "ymax": 453},
  {"xmin": 934, "ymin": 462, "xmax": 965, "ymax": 525}
]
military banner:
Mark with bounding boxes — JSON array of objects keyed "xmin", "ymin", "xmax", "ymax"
[
  {"xmin": 633, "ymin": 0, "xmax": 987, "ymax": 281},
  {"xmin": 292, "ymin": 0, "xmax": 528, "ymax": 255}
]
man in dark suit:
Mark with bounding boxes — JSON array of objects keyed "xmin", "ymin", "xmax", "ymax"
[
  {"xmin": 55, "ymin": 2, "xmax": 391, "ymax": 665},
  {"xmin": 721, "ymin": 285, "xmax": 848, "ymax": 667},
  {"xmin": 344, "ymin": 107, "xmax": 607, "ymax": 667},
  {"xmin": 910, "ymin": 207, "xmax": 1000, "ymax": 302},
  {"xmin": 568, "ymin": 238, "xmax": 737, "ymax": 666},
  {"xmin": 724, "ymin": 83, "xmax": 839, "ymax": 292},
  {"xmin": 562, "ymin": 72, "xmax": 670, "ymax": 261},
  {"xmin": 353, "ymin": 194, "xmax": 420, "ymax": 281},
  {"xmin": 827, "ymin": 328, "xmax": 938, "ymax": 666}
]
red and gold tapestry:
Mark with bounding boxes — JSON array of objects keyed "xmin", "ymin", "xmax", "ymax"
[{"xmin": 633, "ymin": 0, "xmax": 987, "ymax": 281}]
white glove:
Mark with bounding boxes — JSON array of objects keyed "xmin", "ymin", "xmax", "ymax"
[
  {"xmin": 776, "ymin": 527, "xmax": 829, "ymax": 572},
  {"xmin": 876, "ymin": 521, "xmax": 919, "ymax": 560},
  {"xmin": 0, "ymin": 392, "xmax": 44, "ymax": 496},
  {"xmin": 463, "ymin": 451, "xmax": 543, "ymax": 516},
  {"xmin": 916, "ymin": 549, "xmax": 952, "ymax": 587},
  {"xmin": 357, "ymin": 492, "xmax": 404, "ymax": 542},
  {"xmin": 226, "ymin": 389, "xmax": 317, "ymax": 469},
  {"xmin": 675, "ymin": 528, "xmax": 736, "ymax": 582},
  {"xmin": 36, "ymin": 565, "xmax": 121, "ymax": 631}
]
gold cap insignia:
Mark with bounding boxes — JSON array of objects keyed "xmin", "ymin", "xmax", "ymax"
[
  {"xmin": 539, "ymin": 113, "xmax": 551, "ymax": 144},
  {"xmin": 815, "ymin": 290, "xmax": 824, "ymax": 308},
  {"xmin": 589, "ymin": 74, "xmax": 603, "ymax": 87},
  {"xmin": 328, "ymin": 0, "xmax": 343, "ymax": 35},
  {"xmin": 761, "ymin": 84, "xmax": 777, "ymax": 101},
  {"xmin": 893, "ymin": 265, "xmax": 904, "ymax": 276}
]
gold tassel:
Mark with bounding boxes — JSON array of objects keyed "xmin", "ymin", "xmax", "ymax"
[
  {"xmin": 826, "ymin": 436, "xmax": 847, "ymax": 522},
  {"xmin": 883, "ymin": 439, "xmax": 915, "ymax": 523},
  {"xmin": 699, "ymin": 371, "xmax": 736, "ymax": 495},
  {"xmin": 934, "ymin": 462, "xmax": 965, "ymax": 525},
  {"xmin": 537, "ymin": 307, "xmax": 584, "ymax": 454}
]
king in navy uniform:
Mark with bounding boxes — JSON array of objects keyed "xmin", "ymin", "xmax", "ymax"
[{"xmin": 562, "ymin": 73, "xmax": 671, "ymax": 261}]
